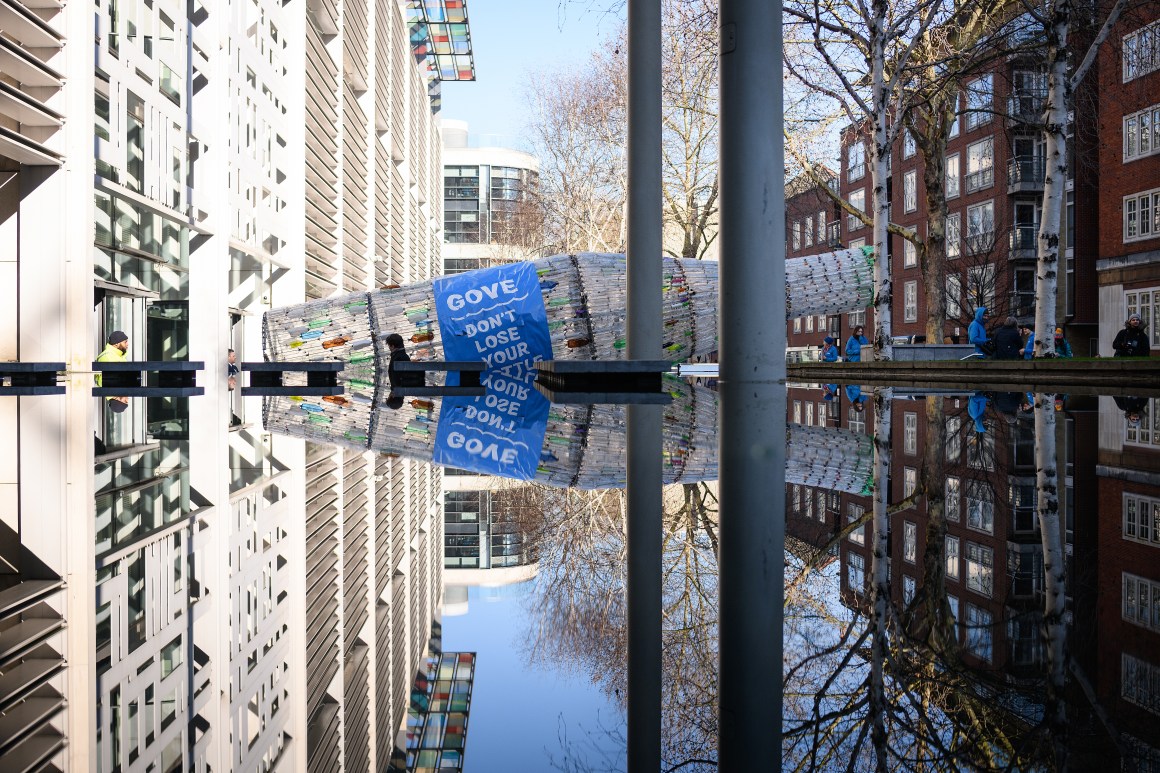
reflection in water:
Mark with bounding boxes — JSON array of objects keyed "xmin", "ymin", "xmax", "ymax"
[{"xmin": 505, "ymin": 386, "xmax": 1160, "ymax": 771}]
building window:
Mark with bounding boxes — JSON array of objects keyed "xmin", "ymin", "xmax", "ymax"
[
  {"xmin": 804, "ymin": 486, "xmax": 814, "ymax": 519},
  {"xmin": 1126, "ymin": 398, "xmax": 1160, "ymax": 446},
  {"xmin": 965, "ymin": 480, "xmax": 994, "ymax": 533},
  {"xmin": 945, "ymin": 417, "xmax": 962, "ymax": 462},
  {"xmin": 903, "ymin": 575, "xmax": 916, "ymax": 604},
  {"xmin": 967, "ymin": 261, "xmax": 996, "ymax": 311},
  {"xmin": 848, "ymin": 503, "xmax": 866, "ymax": 545},
  {"xmin": 818, "ymin": 210, "xmax": 827, "ymax": 244},
  {"xmin": 1123, "ymin": 189, "xmax": 1160, "ymax": 242},
  {"xmin": 792, "ymin": 485, "xmax": 801, "ymax": 512},
  {"xmin": 903, "ymin": 521, "xmax": 917, "ymax": 563},
  {"xmin": 946, "ymin": 213, "xmax": 961, "ymax": 259},
  {"xmin": 1124, "ymin": 104, "xmax": 1160, "ymax": 161},
  {"xmin": 965, "ymin": 138, "xmax": 994, "ymax": 193},
  {"xmin": 806, "ymin": 314, "xmax": 814, "ymax": 332},
  {"xmin": 946, "ymin": 153, "xmax": 960, "ymax": 198},
  {"xmin": 948, "ymin": 595, "xmax": 960, "ymax": 637},
  {"xmin": 904, "ymin": 280, "xmax": 918, "ymax": 322},
  {"xmin": 792, "ymin": 220, "xmax": 801, "ymax": 250},
  {"xmin": 1125, "ymin": 290, "xmax": 1160, "ymax": 348},
  {"xmin": 805, "ymin": 401, "xmax": 814, "ymax": 427},
  {"xmin": 903, "ymin": 239, "xmax": 917, "ymax": 268},
  {"xmin": 848, "ymin": 189, "xmax": 866, "ymax": 232},
  {"xmin": 848, "ymin": 308, "xmax": 866, "ymax": 328},
  {"xmin": 966, "ymin": 201, "xmax": 995, "ymax": 255},
  {"xmin": 794, "ymin": 317, "xmax": 802, "ymax": 333},
  {"xmin": 946, "ymin": 477, "xmax": 961, "ymax": 521},
  {"xmin": 947, "ymin": 274, "xmax": 963, "ymax": 319},
  {"xmin": 846, "ymin": 552, "xmax": 866, "ymax": 591},
  {"xmin": 849, "ymin": 237, "xmax": 866, "ymax": 250},
  {"xmin": 904, "ymin": 412, "xmax": 918, "ymax": 455},
  {"xmin": 965, "ymin": 604, "xmax": 993, "ymax": 662},
  {"xmin": 965, "ymin": 542, "xmax": 994, "ymax": 597},
  {"xmin": 804, "ymin": 215, "xmax": 814, "ymax": 247},
  {"xmin": 1123, "ymin": 20, "xmax": 1160, "ymax": 82},
  {"xmin": 816, "ymin": 490, "xmax": 827, "ymax": 521},
  {"xmin": 1123, "ymin": 573, "xmax": 1160, "ymax": 632},
  {"xmin": 818, "ymin": 314, "xmax": 827, "ymax": 330},
  {"xmin": 946, "ymin": 535, "xmax": 960, "ymax": 579},
  {"xmin": 965, "ymin": 74, "xmax": 993, "ymax": 130},
  {"xmin": 904, "ymin": 466, "xmax": 918, "ymax": 497},
  {"xmin": 848, "ymin": 405, "xmax": 866, "ymax": 435},
  {"xmin": 1122, "ymin": 653, "xmax": 1160, "ymax": 713},
  {"xmin": 904, "ymin": 170, "xmax": 917, "ymax": 212},
  {"xmin": 903, "ymin": 131, "xmax": 916, "ymax": 159},
  {"xmin": 848, "ymin": 141, "xmax": 866, "ymax": 181},
  {"xmin": 793, "ymin": 400, "xmax": 801, "ymax": 424},
  {"xmin": 967, "ymin": 421, "xmax": 996, "ymax": 470},
  {"xmin": 1124, "ymin": 492, "xmax": 1160, "ymax": 546}
]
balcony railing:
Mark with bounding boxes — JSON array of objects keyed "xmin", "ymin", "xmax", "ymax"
[
  {"xmin": 964, "ymin": 167, "xmax": 994, "ymax": 193},
  {"xmin": 1008, "ymin": 225, "xmax": 1038, "ymax": 258},
  {"xmin": 848, "ymin": 162, "xmax": 866, "ymax": 181},
  {"xmin": 1007, "ymin": 156, "xmax": 1046, "ymax": 193},
  {"xmin": 1007, "ymin": 90, "xmax": 1047, "ymax": 124}
]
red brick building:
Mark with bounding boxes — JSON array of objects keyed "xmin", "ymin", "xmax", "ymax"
[{"xmin": 1096, "ymin": 6, "xmax": 1160, "ymax": 357}]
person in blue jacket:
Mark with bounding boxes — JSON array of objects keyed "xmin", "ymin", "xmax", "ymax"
[
  {"xmin": 1021, "ymin": 326, "xmax": 1036, "ymax": 359},
  {"xmin": 845, "ymin": 325, "xmax": 869, "ymax": 362},
  {"xmin": 968, "ymin": 392, "xmax": 989, "ymax": 434},
  {"xmin": 845, "ymin": 384, "xmax": 868, "ymax": 412},
  {"xmin": 968, "ymin": 307, "xmax": 991, "ymax": 356},
  {"xmin": 821, "ymin": 336, "xmax": 840, "ymax": 362}
]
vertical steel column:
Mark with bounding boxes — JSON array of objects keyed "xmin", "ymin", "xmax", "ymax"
[
  {"xmin": 626, "ymin": 0, "xmax": 663, "ymax": 771},
  {"xmin": 717, "ymin": 0, "xmax": 786, "ymax": 770}
]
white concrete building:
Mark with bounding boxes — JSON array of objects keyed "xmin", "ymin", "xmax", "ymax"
[
  {"xmin": 0, "ymin": 0, "xmax": 471, "ymax": 770},
  {"xmin": 440, "ymin": 120, "xmax": 540, "ymax": 273}
]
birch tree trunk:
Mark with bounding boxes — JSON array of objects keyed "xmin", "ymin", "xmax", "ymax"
[
  {"xmin": 869, "ymin": 386, "xmax": 893, "ymax": 771},
  {"xmin": 1034, "ymin": 393, "xmax": 1067, "ymax": 766},
  {"xmin": 1034, "ymin": 5, "xmax": 1070, "ymax": 358},
  {"xmin": 870, "ymin": 0, "xmax": 893, "ymax": 359}
]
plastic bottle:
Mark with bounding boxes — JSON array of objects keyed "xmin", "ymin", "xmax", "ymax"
[
  {"xmin": 410, "ymin": 331, "xmax": 434, "ymax": 343},
  {"xmin": 321, "ymin": 336, "xmax": 350, "ymax": 349},
  {"xmin": 565, "ymin": 337, "xmax": 590, "ymax": 349}
]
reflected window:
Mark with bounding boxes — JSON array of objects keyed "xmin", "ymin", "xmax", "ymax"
[
  {"xmin": 1123, "ymin": 492, "xmax": 1160, "ymax": 545},
  {"xmin": 904, "ymin": 412, "xmax": 918, "ymax": 455},
  {"xmin": 904, "ymin": 467, "xmax": 917, "ymax": 497},
  {"xmin": 965, "ymin": 480, "xmax": 995, "ymax": 533},
  {"xmin": 945, "ymin": 477, "xmax": 961, "ymax": 521},
  {"xmin": 1125, "ymin": 395, "xmax": 1160, "ymax": 444},
  {"xmin": 948, "ymin": 595, "xmax": 960, "ymax": 638},
  {"xmin": 1122, "ymin": 653, "xmax": 1160, "ymax": 713},
  {"xmin": 946, "ymin": 416, "xmax": 962, "ymax": 461},
  {"xmin": 816, "ymin": 490, "xmax": 827, "ymax": 522},
  {"xmin": 946, "ymin": 535, "xmax": 960, "ymax": 579},
  {"xmin": 967, "ymin": 425, "xmax": 995, "ymax": 470},
  {"xmin": 903, "ymin": 521, "xmax": 917, "ymax": 563},
  {"xmin": 1123, "ymin": 573, "xmax": 1160, "ymax": 632},
  {"xmin": 965, "ymin": 603, "xmax": 993, "ymax": 662},
  {"xmin": 846, "ymin": 552, "xmax": 866, "ymax": 592},
  {"xmin": 903, "ymin": 575, "xmax": 916, "ymax": 604},
  {"xmin": 965, "ymin": 542, "xmax": 994, "ymax": 597},
  {"xmin": 792, "ymin": 485, "xmax": 801, "ymax": 513},
  {"xmin": 848, "ymin": 503, "xmax": 866, "ymax": 545},
  {"xmin": 848, "ymin": 405, "xmax": 866, "ymax": 435},
  {"xmin": 804, "ymin": 487, "xmax": 814, "ymax": 520},
  {"xmin": 806, "ymin": 402, "xmax": 814, "ymax": 427},
  {"xmin": 793, "ymin": 400, "xmax": 801, "ymax": 425},
  {"xmin": 818, "ymin": 402, "xmax": 828, "ymax": 427}
]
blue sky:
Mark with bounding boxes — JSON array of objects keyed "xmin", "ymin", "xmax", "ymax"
[
  {"xmin": 441, "ymin": 580, "xmax": 626, "ymax": 772},
  {"xmin": 440, "ymin": 0, "xmax": 624, "ymax": 149}
]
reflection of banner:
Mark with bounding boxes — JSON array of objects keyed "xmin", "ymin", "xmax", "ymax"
[
  {"xmin": 433, "ymin": 262, "xmax": 554, "ymax": 369},
  {"xmin": 432, "ymin": 371, "xmax": 549, "ymax": 480}
]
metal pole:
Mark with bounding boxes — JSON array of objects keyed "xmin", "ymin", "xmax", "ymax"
[
  {"xmin": 626, "ymin": 0, "xmax": 663, "ymax": 771},
  {"xmin": 717, "ymin": 0, "xmax": 786, "ymax": 769}
]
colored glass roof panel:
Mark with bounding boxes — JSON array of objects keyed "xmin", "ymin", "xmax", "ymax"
[{"xmin": 407, "ymin": 0, "xmax": 475, "ymax": 87}]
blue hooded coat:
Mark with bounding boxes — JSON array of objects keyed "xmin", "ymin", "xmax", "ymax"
[
  {"xmin": 845, "ymin": 333, "xmax": 869, "ymax": 362},
  {"xmin": 968, "ymin": 307, "xmax": 990, "ymax": 355},
  {"xmin": 968, "ymin": 392, "xmax": 989, "ymax": 434}
]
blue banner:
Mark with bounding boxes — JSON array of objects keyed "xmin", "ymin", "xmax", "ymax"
[
  {"xmin": 431, "ymin": 262, "xmax": 554, "ymax": 479},
  {"xmin": 432, "ymin": 370, "xmax": 550, "ymax": 480},
  {"xmin": 432, "ymin": 261, "xmax": 554, "ymax": 368}
]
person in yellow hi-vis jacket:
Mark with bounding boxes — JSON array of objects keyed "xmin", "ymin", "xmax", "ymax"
[{"xmin": 95, "ymin": 330, "xmax": 129, "ymax": 387}]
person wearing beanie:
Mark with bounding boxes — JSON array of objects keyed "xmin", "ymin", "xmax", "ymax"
[
  {"xmin": 821, "ymin": 335, "xmax": 840, "ymax": 362},
  {"xmin": 95, "ymin": 330, "xmax": 129, "ymax": 386},
  {"xmin": 1053, "ymin": 327, "xmax": 1073, "ymax": 358},
  {"xmin": 1112, "ymin": 313, "xmax": 1150, "ymax": 357}
]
